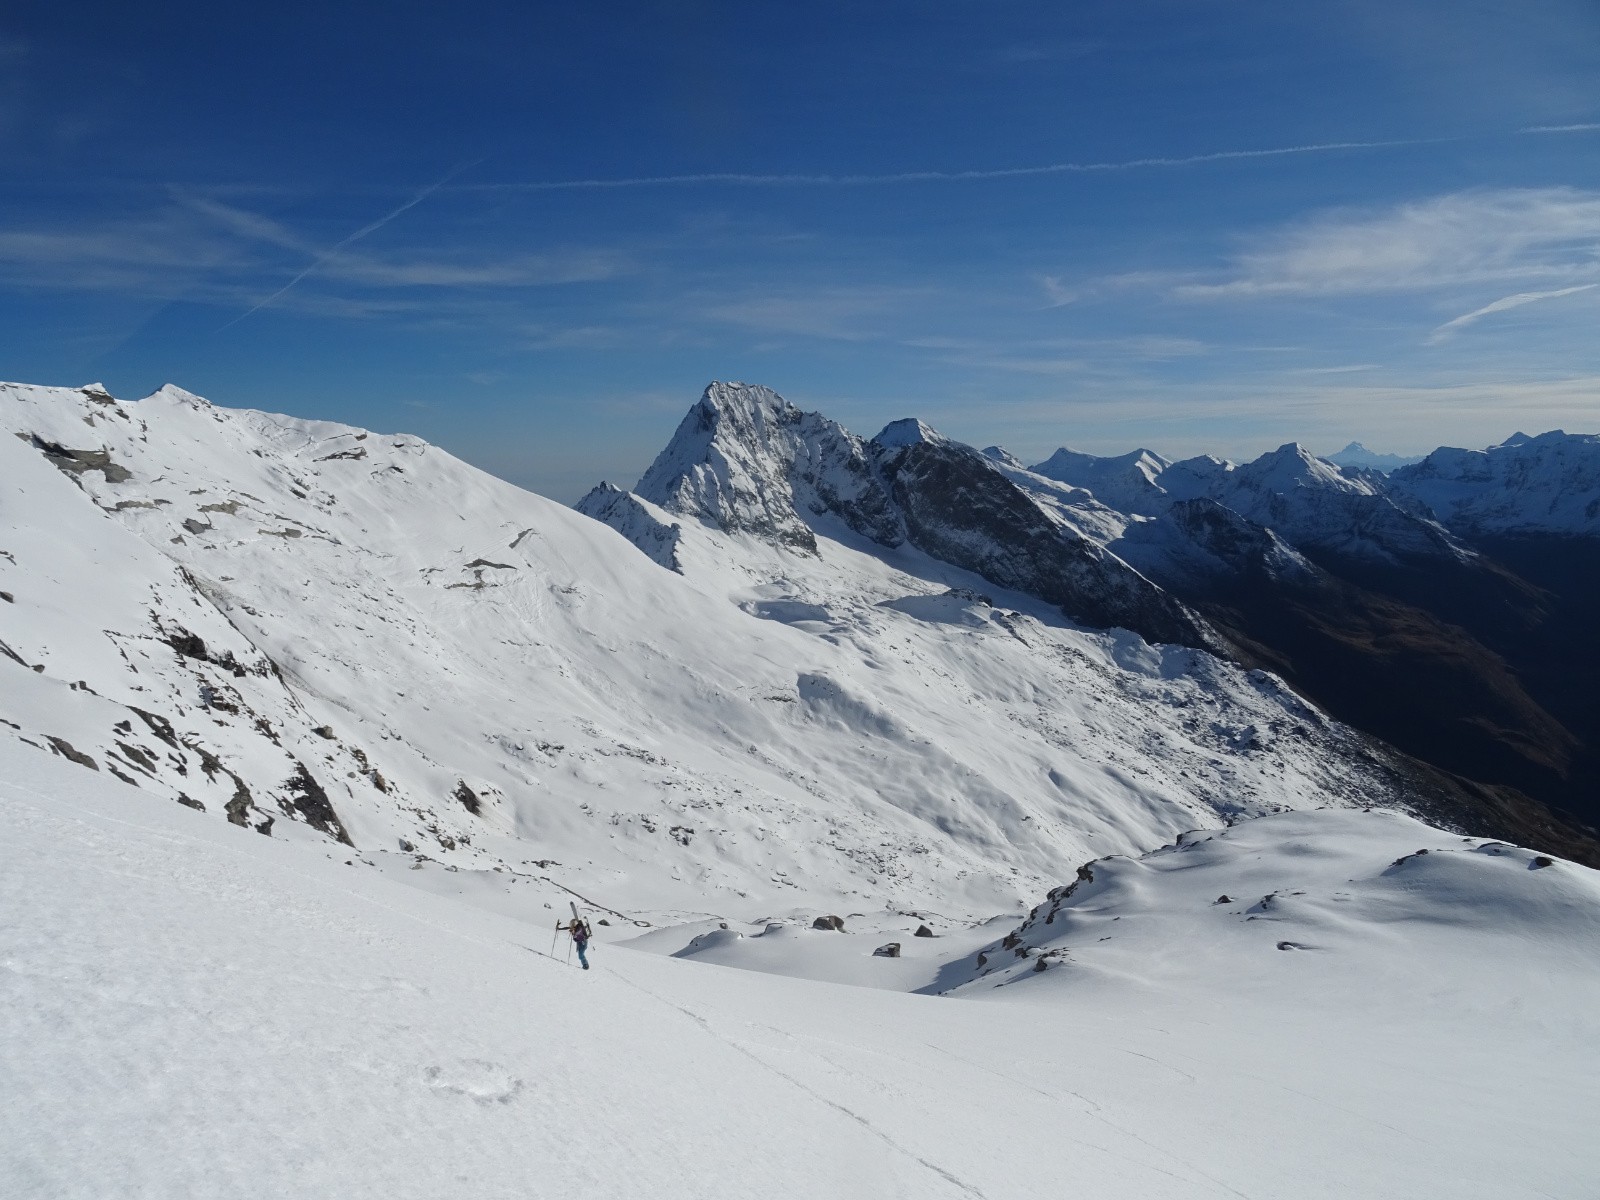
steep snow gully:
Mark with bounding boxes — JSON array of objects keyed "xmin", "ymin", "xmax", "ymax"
[{"xmin": 4, "ymin": 378, "xmax": 1599, "ymax": 1199}]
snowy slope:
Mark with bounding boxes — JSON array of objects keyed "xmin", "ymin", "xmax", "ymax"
[
  {"xmin": 1389, "ymin": 429, "xmax": 1600, "ymax": 536},
  {"xmin": 2, "ymin": 379, "xmax": 1426, "ymax": 929},
  {"xmin": 942, "ymin": 807, "xmax": 1600, "ymax": 1005},
  {"xmin": 5, "ymin": 734, "xmax": 1596, "ymax": 1200}
]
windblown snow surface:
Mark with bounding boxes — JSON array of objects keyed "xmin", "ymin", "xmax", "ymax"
[
  {"xmin": 4, "ymin": 381, "xmax": 1598, "ymax": 1198},
  {"xmin": 6, "ymin": 741, "xmax": 1597, "ymax": 1199}
]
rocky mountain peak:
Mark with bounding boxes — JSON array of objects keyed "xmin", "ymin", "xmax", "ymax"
[{"xmin": 634, "ymin": 381, "xmax": 901, "ymax": 553}]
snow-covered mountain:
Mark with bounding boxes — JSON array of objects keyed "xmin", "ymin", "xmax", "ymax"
[
  {"xmin": 987, "ymin": 431, "xmax": 1600, "ymax": 842},
  {"xmin": 608, "ymin": 383, "xmax": 1215, "ymax": 650},
  {"xmin": 3, "ymin": 378, "xmax": 1446, "ymax": 926},
  {"xmin": 588, "ymin": 384, "xmax": 1599, "ymax": 860},
  {"xmin": 1389, "ymin": 429, "xmax": 1600, "ymax": 537},
  {"xmin": 1027, "ymin": 439, "xmax": 1468, "ymax": 567}
]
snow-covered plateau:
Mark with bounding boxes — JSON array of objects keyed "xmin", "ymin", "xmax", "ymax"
[{"xmin": 4, "ymin": 378, "xmax": 1598, "ymax": 1198}]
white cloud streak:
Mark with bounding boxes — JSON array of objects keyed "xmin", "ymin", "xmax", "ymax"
[
  {"xmin": 478, "ymin": 138, "xmax": 1442, "ymax": 192},
  {"xmin": 1176, "ymin": 187, "xmax": 1600, "ymax": 299},
  {"xmin": 1427, "ymin": 283, "xmax": 1598, "ymax": 342}
]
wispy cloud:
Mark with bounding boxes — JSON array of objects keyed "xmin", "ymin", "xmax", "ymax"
[
  {"xmin": 0, "ymin": 188, "xmax": 629, "ymax": 329},
  {"xmin": 1427, "ymin": 283, "xmax": 1598, "ymax": 342},
  {"xmin": 476, "ymin": 138, "xmax": 1443, "ymax": 192},
  {"xmin": 1038, "ymin": 275, "xmax": 1076, "ymax": 308},
  {"xmin": 1521, "ymin": 123, "xmax": 1600, "ymax": 133},
  {"xmin": 220, "ymin": 161, "xmax": 480, "ymax": 327},
  {"xmin": 1175, "ymin": 187, "xmax": 1600, "ymax": 299},
  {"xmin": 700, "ymin": 286, "xmax": 934, "ymax": 342}
]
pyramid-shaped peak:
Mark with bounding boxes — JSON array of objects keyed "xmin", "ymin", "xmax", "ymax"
[
  {"xmin": 873, "ymin": 417, "xmax": 947, "ymax": 449},
  {"xmin": 699, "ymin": 380, "xmax": 793, "ymax": 419},
  {"xmin": 1239, "ymin": 441, "xmax": 1378, "ymax": 496}
]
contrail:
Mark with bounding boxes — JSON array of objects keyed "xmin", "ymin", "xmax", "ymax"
[
  {"xmin": 220, "ymin": 159, "xmax": 480, "ymax": 329},
  {"xmin": 1427, "ymin": 283, "xmax": 1597, "ymax": 343},
  {"xmin": 472, "ymin": 137, "xmax": 1451, "ymax": 193}
]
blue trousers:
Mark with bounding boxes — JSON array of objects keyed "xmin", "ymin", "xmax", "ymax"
[{"xmin": 575, "ymin": 942, "xmax": 589, "ymax": 969}]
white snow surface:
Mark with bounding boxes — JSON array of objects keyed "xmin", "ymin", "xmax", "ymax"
[
  {"xmin": 5, "ymin": 739, "xmax": 1596, "ymax": 1199},
  {"xmin": 2, "ymin": 379, "xmax": 1420, "ymax": 928}
]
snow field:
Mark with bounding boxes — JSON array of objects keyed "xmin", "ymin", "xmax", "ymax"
[{"xmin": 5, "ymin": 742, "xmax": 1597, "ymax": 1200}]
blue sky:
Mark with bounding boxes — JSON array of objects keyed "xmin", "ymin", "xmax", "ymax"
[{"xmin": 3, "ymin": 1, "xmax": 1598, "ymax": 499}]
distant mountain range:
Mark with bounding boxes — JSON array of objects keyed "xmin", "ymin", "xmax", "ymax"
[
  {"xmin": 1326, "ymin": 441, "xmax": 1425, "ymax": 473},
  {"xmin": 584, "ymin": 383, "xmax": 1600, "ymax": 862}
]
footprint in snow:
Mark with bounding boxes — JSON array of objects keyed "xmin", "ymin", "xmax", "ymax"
[{"xmin": 423, "ymin": 1059, "xmax": 523, "ymax": 1105}]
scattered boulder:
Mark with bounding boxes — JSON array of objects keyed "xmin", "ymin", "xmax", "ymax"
[
  {"xmin": 166, "ymin": 630, "xmax": 208, "ymax": 660},
  {"xmin": 1033, "ymin": 956, "xmax": 1048, "ymax": 973},
  {"xmin": 28, "ymin": 434, "xmax": 132, "ymax": 482},
  {"xmin": 453, "ymin": 780, "xmax": 482, "ymax": 815},
  {"xmin": 312, "ymin": 725, "xmax": 335, "ymax": 739},
  {"xmin": 1532, "ymin": 856, "xmax": 1554, "ymax": 869},
  {"xmin": 873, "ymin": 942, "xmax": 901, "ymax": 958},
  {"xmin": 44, "ymin": 736, "xmax": 97, "ymax": 771},
  {"xmin": 914, "ymin": 924, "xmax": 934, "ymax": 938},
  {"xmin": 280, "ymin": 762, "xmax": 354, "ymax": 845},
  {"xmin": 1214, "ymin": 894, "xmax": 1232, "ymax": 905},
  {"xmin": 811, "ymin": 914, "xmax": 846, "ymax": 931}
]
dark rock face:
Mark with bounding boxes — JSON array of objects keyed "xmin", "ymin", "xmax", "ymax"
[
  {"xmin": 811, "ymin": 914, "xmax": 846, "ymax": 931},
  {"xmin": 454, "ymin": 781, "xmax": 482, "ymax": 816},
  {"xmin": 873, "ymin": 942, "xmax": 901, "ymax": 958},
  {"xmin": 280, "ymin": 762, "xmax": 353, "ymax": 846},
  {"xmin": 23, "ymin": 433, "xmax": 132, "ymax": 483},
  {"xmin": 575, "ymin": 482, "xmax": 685, "ymax": 573},
  {"xmin": 45, "ymin": 736, "xmax": 98, "ymax": 770},
  {"xmin": 872, "ymin": 434, "xmax": 1221, "ymax": 652}
]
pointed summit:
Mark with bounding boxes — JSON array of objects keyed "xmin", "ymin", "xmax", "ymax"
[
  {"xmin": 873, "ymin": 418, "xmax": 947, "ymax": 449},
  {"xmin": 633, "ymin": 382, "xmax": 902, "ymax": 552}
]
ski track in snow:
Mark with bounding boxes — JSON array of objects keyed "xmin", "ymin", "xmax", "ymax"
[{"xmin": 609, "ymin": 971, "xmax": 989, "ymax": 1200}]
